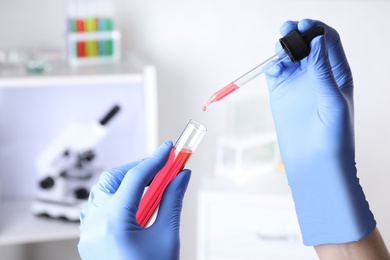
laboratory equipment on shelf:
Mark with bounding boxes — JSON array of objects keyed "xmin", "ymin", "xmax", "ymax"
[
  {"xmin": 202, "ymin": 25, "xmax": 325, "ymax": 110},
  {"xmin": 66, "ymin": 0, "xmax": 121, "ymax": 66},
  {"xmin": 31, "ymin": 105, "xmax": 120, "ymax": 221},
  {"xmin": 136, "ymin": 119, "xmax": 207, "ymax": 227},
  {"xmin": 213, "ymin": 87, "xmax": 282, "ymax": 184}
]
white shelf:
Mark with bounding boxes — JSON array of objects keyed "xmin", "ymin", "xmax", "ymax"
[
  {"xmin": 0, "ymin": 62, "xmax": 158, "ymax": 250},
  {"xmin": 0, "ymin": 199, "xmax": 80, "ymax": 246},
  {"xmin": 0, "ymin": 61, "xmax": 144, "ymax": 88}
]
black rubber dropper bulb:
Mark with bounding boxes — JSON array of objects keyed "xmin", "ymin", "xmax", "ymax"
[{"xmin": 279, "ymin": 25, "xmax": 326, "ymax": 63}]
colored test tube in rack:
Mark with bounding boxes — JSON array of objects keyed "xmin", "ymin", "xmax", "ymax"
[{"xmin": 96, "ymin": 1, "xmax": 114, "ymax": 57}]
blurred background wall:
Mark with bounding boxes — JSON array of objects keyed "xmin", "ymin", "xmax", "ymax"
[{"xmin": 0, "ymin": 1, "xmax": 389, "ymax": 259}]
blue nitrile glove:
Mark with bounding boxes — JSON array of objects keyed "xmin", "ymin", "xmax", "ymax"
[
  {"xmin": 78, "ymin": 141, "xmax": 191, "ymax": 260},
  {"xmin": 264, "ymin": 19, "xmax": 376, "ymax": 246}
]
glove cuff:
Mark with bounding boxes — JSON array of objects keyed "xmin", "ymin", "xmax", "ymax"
[{"xmin": 287, "ymin": 161, "xmax": 376, "ymax": 246}]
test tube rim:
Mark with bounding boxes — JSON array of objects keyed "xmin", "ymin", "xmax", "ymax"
[{"xmin": 188, "ymin": 119, "xmax": 207, "ymax": 133}]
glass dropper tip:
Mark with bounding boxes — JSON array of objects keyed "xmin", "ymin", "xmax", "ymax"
[
  {"xmin": 201, "ymin": 97, "xmax": 214, "ymax": 111},
  {"xmin": 201, "ymin": 82, "xmax": 240, "ymax": 111}
]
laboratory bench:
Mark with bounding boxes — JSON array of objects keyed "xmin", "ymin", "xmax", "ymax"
[
  {"xmin": 0, "ymin": 61, "xmax": 158, "ymax": 259},
  {"xmin": 0, "ymin": 199, "xmax": 79, "ymax": 246}
]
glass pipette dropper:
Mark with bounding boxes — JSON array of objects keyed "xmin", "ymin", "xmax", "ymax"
[
  {"xmin": 202, "ymin": 25, "xmax": 325, "ymax": 111},
  {"xmin": 201, "ymin": 51, "xmax": 287, "ymax": 111}
]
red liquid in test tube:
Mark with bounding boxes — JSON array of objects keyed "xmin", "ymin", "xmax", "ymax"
[
  {"xmin": 76, "ymin": 19, "xmax": 86, "ymax": 57},
  {"xmin": 136, "ymin": 120, "xmax": 207, "ymax": 228},
  {"xmin": 136, "ymin": 148, "xmax": 192, "ymax": 227}
]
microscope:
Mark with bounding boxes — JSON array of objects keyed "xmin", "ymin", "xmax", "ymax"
[{"xmin": 31, "ymin": 105, "xmax": 120, "ymax": 221}]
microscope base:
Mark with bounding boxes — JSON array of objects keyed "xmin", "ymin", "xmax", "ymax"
[{"xmin": 31, "ymin": 199, "xmax": 84, "ymax": 222}]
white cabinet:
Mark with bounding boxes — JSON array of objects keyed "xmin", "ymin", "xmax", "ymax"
[
  {"xmin": 197, "ymin": 175, "xmax": 318, "ymax": 260},
  {"xmin": 0, "ymin": 62, "xmax": 158, "ymax": 259}
]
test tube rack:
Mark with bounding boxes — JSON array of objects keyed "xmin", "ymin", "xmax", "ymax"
[{"xmin": 66, "ymin": 0, "xmax": 121, "ymax": 66}]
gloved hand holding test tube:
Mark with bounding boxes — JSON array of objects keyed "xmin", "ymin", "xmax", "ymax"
[
  {"xmin": 136, "ymin": 119, "xmax": 207, "ymax": 227},
  {"xmin": 202, "ymin": 25, "xmax": 325, "ymax": 110},
  {"xmin": 78, "ymin": 120, "xmax": 206, "ymax": 259}
]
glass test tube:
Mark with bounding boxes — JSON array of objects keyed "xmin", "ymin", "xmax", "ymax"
[{"xmin": 136, "ymin": 119, "xmax": 207, "ymax": 227}]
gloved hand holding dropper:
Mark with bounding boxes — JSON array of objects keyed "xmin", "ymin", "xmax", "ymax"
[{"xmin": 264, "ymin": 19, "xmax": 389, "ymax": 258}]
